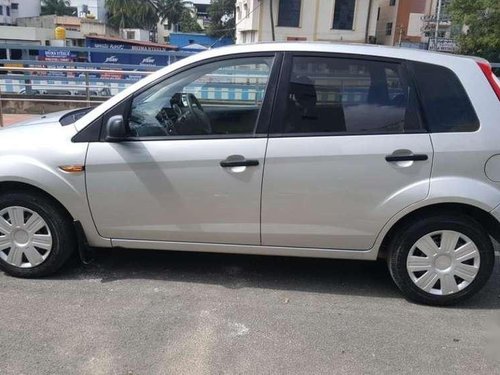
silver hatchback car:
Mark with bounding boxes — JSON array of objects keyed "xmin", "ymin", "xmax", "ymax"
[{"xmin": 1, "ymin": 43, "xmax": 499, "ymax": 305}]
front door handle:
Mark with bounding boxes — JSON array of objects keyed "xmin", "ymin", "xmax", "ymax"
[
  {"xmin": 220, "ymin": 156, "xmax": 259, "ymax": 168},
  {"xmin": 385, "ymin": 154, "xmax": 428, "ymax": 162}
]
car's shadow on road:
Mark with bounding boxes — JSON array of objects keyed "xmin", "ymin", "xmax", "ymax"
[{"xmin": 55, "ymin": 249, "xmax": 500, "ymax": 310}]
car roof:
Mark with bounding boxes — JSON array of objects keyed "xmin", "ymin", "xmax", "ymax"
[{"xmin": 196, "ymin": 42, "xmax": 477, "ymax": 65}]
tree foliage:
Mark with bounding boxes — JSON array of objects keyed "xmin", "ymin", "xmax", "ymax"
[
  {"xmin": 179, "ymin": 9, "xmax": 203, "ymax": 33},
  {"xmin": 106, "ymin": 0, "xmax": 158, "ymax": 30},
  {"xmin": 155, "ymin": 0, "xmax": 189, "ymax": 27},
  {"xmin": 106, "ymin": 0, "xmax": 198, "ymax": 34},
  {"xmin": 206, "ymin": 0, "xmax": 235, "ymax": 38},
  {"xmin": 41, "ymin": 0, "xmax": 76, "ymax": 16},
  {"xmin": 449, "ymin": 0, "xmax": 500, "ymax": 61}
]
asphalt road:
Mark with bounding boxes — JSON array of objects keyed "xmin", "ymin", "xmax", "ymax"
[{"xmin": 0, "ymin": 249, "xmax": 499, "ymax": 375}]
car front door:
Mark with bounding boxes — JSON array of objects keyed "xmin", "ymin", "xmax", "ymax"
[
  {"xmin": 261, "ymin": 53, "xmax": 433, "ymax": 250},
  {"xmin": 85, "ymin": 54, "xmax": 280, "ymax": 245}
]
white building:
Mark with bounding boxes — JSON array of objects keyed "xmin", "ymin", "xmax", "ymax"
[
  {"xmin": 375, "ymin": 0, "xmax": 454, "ymax": 49},
  {"xmin": 236, "ymin": 0, "xmax": 379, "ymax": 44},
  {"xmin": 0, "ymin": 24, "xmax": 83, "ymax": 47},
  {"xmin": 157, "ymin": 0, "xmax": 210, "ymax": 44},
  {"xmin": 0, "ymin": 0, "xmax": 40, "ymax": 25},
  {"xmin": 68, "ymin": 0, "xmax": 107, "ymax": 21},
  {"xmin": 121, "ymin": 28, "xmax": 150, "ymax": 42}
]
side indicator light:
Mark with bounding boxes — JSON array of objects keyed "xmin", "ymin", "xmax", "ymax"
[{"xmin": 59, "ymin": 165, "xmax": 85, "ymax": 173}]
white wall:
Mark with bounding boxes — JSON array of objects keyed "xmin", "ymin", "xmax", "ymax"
[
  {"xmin": 68, "ymin": 0, "xmax": 107, "ymax": 21},
  {"xmin": 0, "ymin": 0, "xmax": 13, "ymax": 25},
  {"xmin": 375, "ymin": 0, "xmax": 398, "ymax": 45},
  {"xmin": 407, "ymin": 12, "xmax": 424, "ymax": 37},
  {"xmin": 122, "ymin": 28, "xmax": 150, "ymax": 42},
  {"xmin": 0, "ymin": 0, "xmax": 41, "ymax": 24},
  {"xmin": 14, "ymin": 0, "xmax": 41, "ymax": 19},
  {"xmin": 0, "ymin": 25, "xmax": 82, "ymax": 45}
]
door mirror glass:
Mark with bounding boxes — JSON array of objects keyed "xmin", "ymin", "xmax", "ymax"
[{"xmin": 104, "ymin": 115, "xmax": 127, "ymax": 142}]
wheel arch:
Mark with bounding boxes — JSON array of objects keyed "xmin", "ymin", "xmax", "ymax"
[
  {"xmin": 0, "ymin": 181, "xmax": 75, "ymax": 222},
  {"xmin": 378, "ymin": 202, "xmax": 500, "ymax": 259},
  {"xmin": 0, "ymin": 180, "xmax": 112, "ymax": 248}
]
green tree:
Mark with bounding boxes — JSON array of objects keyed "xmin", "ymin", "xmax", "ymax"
[
  {"xmin": 154, "ymin": 0, "xmax": 190, "ymax": 29},
  {"xmin": 179, "ymin": 9, "xmax": 203, "ymax": 33},
  {"xmin": 137, "ymin": 3, "xmax": 160, "ymax": 31},
  {"xmin": 106, "ymin": 0, "xmax": 136, "ymax": 29},
  {"xmin": 206, "ymin": 0, "xmax": 235, "ymax": 38},
  {"xmin": 449, "ymin": 0, "xmax": 500, "ymax": 61},
  {"xmin": 41, "ymin": 0, "xmax": 75, "ymax": 16},
  {"xmin": 106, "ymin": 0, "xmax": 158, "ymax": 30}
]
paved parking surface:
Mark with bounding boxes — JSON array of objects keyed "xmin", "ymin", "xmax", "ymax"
[{"xmin": 0, "ymin": 249, "xmax": 499, "ymax": 375}]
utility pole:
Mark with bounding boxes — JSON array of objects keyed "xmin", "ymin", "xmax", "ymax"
[
  {"xmin": 398, "ymin": 25, "xmax": 404, "ymax": 46},
  {"xmin": 269, "ymin": 0, "xmax": 275, "ymax": 41},
  {"xmin": 365, "ymin": 0, "xmax": 374, "ymax": 44},
  {"xmin": 434, "ymin": 0, "xmax": 442, "ymax": 49}
]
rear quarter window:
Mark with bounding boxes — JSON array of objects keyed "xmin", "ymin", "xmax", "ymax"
[{"xmin": 413, "ymin": 62, "xmax": 479, "ymax": 132}]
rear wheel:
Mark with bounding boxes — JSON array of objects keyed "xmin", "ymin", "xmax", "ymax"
[
  {"xmin": 0, "ymin": 192, "xmax": 76, "ymax": 278},
  {"xmin": 387, "ymin": 214, "xmax": 495, "ymax": 305}
]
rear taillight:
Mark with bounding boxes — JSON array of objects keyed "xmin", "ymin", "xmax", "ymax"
[{"xmin": 477, "ymin": 61, "xmax": 500, "ymax": 101}]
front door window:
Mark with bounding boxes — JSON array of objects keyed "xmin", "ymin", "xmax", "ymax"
[{"xmin": 128, "ymin": 56, "xmax": 274, "ymax": 138}]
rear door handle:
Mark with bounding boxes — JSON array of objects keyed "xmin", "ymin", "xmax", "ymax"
[
  {"xmin": 220, "ymin": 157, "xmax": 259, "ymax": 168},
  {"xmin": 385, "ymin": 154, "xmax": 428, "ymax": 162}
]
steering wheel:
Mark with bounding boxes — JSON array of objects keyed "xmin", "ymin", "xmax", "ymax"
[{"xmin": 185, "ymin": 93, "xmax": 212, "ymax": 134}]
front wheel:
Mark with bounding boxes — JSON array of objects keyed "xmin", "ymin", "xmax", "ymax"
[
  {"xmin": 0, "ymin": 192, "xmax": 76, "ymax": 278},
  {"xmin": 387, "ymin": 214, "xmax": 495, "ymax": 306}
]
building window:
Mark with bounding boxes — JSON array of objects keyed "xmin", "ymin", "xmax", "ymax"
[
  {"xmin": 278, "ymin": 0, "xmax": 301, "ymax": 27},
  {"xmin": 236, "ymin": 6, "xmax": 241, "ymax": 21},
  {"xmin": 11, "ymin": 3, "xmax": 18, "ymax": 11},
  {"xmin": 377, "ymin": 7, "xmax": 380, "ymax": 21},
  {"xmin": 389, "ymin": 0, "xmax": 396, "ymax": 5},
  {"xmin": 332, "ymin": 0, "xmax": 356, "ymax": 30},
  {"xmin": 6, "ymin": 6, "xmax": 9, "ymax": 16},
  {"xmin": 386, "ymin": 22, "xmax": 393, "ymax": 35}
]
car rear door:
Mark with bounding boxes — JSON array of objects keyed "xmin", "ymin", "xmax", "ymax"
[{"xmin": 261, "ymin": 53, "xmax": 433, "ymax": 250}]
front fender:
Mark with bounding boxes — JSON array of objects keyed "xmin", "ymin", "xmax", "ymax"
[{"xmin": 0, "ymin": 154, "xmax": 111, "ymax": 248}]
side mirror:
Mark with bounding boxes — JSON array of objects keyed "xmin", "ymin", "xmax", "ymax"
[{"xmin": 104, "ymin": 115, "xmax": 127, "ymax": 142}]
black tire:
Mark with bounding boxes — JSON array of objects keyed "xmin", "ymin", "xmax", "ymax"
[
  {"xmin": 0, "ymin": 192, "xmax": 76, "ymax": 278},
  {"xmin": 387, "ymin": 214, "xmax": 495, "ymax": 306}
]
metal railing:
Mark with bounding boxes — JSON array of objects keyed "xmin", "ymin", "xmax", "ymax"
[
  {"xmin": 0, "ymin": 65, "xmax": 156, "ymax": 127},
  {"xmin": 0, "ymin": 65, "xmax": 153, "ymax": 93}
]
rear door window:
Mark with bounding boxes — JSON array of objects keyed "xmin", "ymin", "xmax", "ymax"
[
  {"xmin": 412, "ymin": 62, "xmax": 479, "ymax": 132},
  {"xmin": 272, "ymin": 55, "xmax": 422, "ymax": 135}
]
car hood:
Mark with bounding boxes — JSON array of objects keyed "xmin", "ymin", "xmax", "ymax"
[
  {"xmin": 0, "ymin": 111, "xmax": 79, "ymax": 152},
  {"xmin": 5, "ymin": 109, "xmax": 78, "ymax": 128}
]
